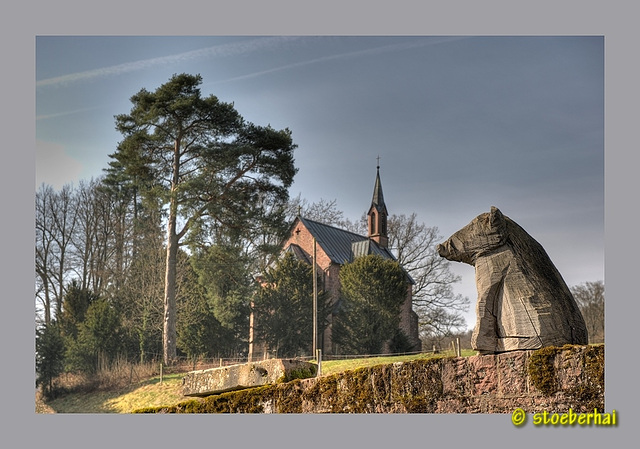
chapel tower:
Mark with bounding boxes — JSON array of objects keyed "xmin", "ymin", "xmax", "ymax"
[{"xmin": 367, "ymin": 163, "xmax": 389, "ymax": 248}]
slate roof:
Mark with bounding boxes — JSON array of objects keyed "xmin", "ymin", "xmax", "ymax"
[
  {"xmin": 283, "ymin": 243, "xmax": 311, "ymax": 264},
  {"xmin": 294, "ymin": 217, "xmax": 415, "ymax": 285},
  {"xmin": 298, "ymin": 217, "xmax": 396, "ymax": 264}
]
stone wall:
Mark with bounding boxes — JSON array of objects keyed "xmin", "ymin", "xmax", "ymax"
[{"xmin": 136, "ymin": 345, "xmax": 603, "ymax": 414}]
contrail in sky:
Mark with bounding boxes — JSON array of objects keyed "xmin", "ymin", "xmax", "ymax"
[
  {"xmin": 210, "ymin": 36, "xmax": 467, "ymax": 84},
  {"xmin": 36, "ymin": 36, "xmax": 302, "ymax": 88},
  {"xmin": 36, "ymin": 106, "xmax": 101, "ymax": 121},
  {"xmin": 37, "ymin": 36, "xmax": 466, "ymax": 89}
]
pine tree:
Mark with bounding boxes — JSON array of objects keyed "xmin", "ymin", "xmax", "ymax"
[
  {"xmin": 333, "ymin": 255, "xmax": 409, "ymax": 355},
  {"xmin": 113, "ymin": 73, "xmax": 297, "ymax": 364},
  {"xmin": 35, "ymin": 321, "xmax": 65, "ymax": 399},
  {"xmin": 253, "ymin": 253, "xmax": 329, "ymax": 357}
]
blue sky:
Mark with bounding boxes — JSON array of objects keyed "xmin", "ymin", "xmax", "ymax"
[{"xmin": 36, "ymin": 35, "xmax": 604, "ymax": 331}]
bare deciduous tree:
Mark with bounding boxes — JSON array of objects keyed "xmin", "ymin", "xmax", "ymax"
[
  {"xmin": 35, "ymin": 184, "xmax": 78, "ymax": 324},
  {"xmin": 571, "ymin": 280, "xmax": 604, "ymax": 344},
  {"xmin": 387, "ymin": 214, "xmax": 469, "ymax": 340}
]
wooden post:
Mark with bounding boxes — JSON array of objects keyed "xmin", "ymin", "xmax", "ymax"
[
  {"xmin": 456, "ymin": 337, "xmax": 461, "ymax": 357},
  {"xmin": 160, "ymin": 363, "xmax": 163, "ymax": 384},
  {"xmin": 313, "ymin": 238, "xmax": 318, "ymax": 356},
  {"xmin": 248, "ymin": 301, "xmax": 255, "ymax": 362},
  {"xmin": 316, "ymin": 349, "xmax": 322, "ymax": 377}
]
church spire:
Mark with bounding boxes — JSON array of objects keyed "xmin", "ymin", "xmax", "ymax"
[
  {"xmin": 371, "ymin": 164, "xmax": 386, "ymax": 211},
  {"xmin": 368, "ymin": 160, "xmax": 388, "ymax": 248}
]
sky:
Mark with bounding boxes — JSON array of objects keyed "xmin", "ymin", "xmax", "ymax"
[{"xmin": 35, "ymin": 35, "xmax": 604, "ymax": 331}]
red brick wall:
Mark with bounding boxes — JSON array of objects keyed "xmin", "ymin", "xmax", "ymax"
[{"xmin": 282, "ymin": 221, "xmax": 333, "ymax": 272}]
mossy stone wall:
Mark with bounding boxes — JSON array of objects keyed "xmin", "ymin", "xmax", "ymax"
[{"xmin": 135, "ymin": 345, "xmax": 603, "ymax": 414}]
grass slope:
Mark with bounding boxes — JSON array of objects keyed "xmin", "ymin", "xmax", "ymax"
[
  {"xmin": 40, "ymin": 351, "xmax": 474, "ymax": 413},
  {"xmin": 321, "ymin": 350, "xmax": 474, "ymax": 375},
  {"xmin": 43, "ymin": 373, "xmax": 185, "ymax": 413}
]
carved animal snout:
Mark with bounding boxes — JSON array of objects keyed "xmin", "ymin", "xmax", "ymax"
[{"xmin": 437, "ymin": 239, "xmax": 457, "ymax": 260}]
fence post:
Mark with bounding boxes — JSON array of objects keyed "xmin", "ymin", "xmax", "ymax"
[
  {"xmin": 159, "ymin": 362, "xmax": 163, "ymax": 384},
  {"xmin": 316, "ymin": 349, "xmax": 322, "ymax": 377},
  {"xmin": 456, "ymin": 337, "xmax": 461, "ymax": 357}
]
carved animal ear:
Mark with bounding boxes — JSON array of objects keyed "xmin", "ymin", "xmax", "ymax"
[{"xmin": 489, "ymin": 206, "xmax": 504, "ymax": 229}]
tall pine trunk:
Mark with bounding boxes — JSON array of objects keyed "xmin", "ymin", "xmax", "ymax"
[
  {"xmin": 163, "ymin": 139, "xmax": 181, "ymax": 365},
  {"xmin": 163, "ymin": 218, "xmax": 178, "ymax": 365}
]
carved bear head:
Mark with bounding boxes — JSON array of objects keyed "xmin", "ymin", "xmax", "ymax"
[{"xmin": 437, "ymin": 206, "xmax": 508, "ymax": 266}]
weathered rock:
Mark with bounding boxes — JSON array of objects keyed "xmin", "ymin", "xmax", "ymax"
[
  {"xmin": 437, "ymin": 206, "xmax": 588, "ymax": 354},
  {"xmin": 144, "ymin": 345, "xmax": 604, "ymax": 414},
  {"xmin": 182, "ymin": 359, "xmax": 317, "ymax": 397}
]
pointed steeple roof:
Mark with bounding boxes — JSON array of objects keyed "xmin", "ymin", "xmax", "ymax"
[{"xmin": 370, "ymin": 165, "xmax": 388, "ymax": 215}]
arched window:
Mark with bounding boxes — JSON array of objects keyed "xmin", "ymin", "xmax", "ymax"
[{"xmin": 371, "ymin": 211, "xmax": 376, "ymax": 234}]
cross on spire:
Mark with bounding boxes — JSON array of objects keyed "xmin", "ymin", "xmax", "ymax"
[{"xmin": 376, "ymin": 154, "xmax": 381, "ymax": 169}]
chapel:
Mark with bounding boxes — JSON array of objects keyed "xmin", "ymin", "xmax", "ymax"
[{"xmin": 248, "ymin": 166, "xmax": 421, "ymax": 358}]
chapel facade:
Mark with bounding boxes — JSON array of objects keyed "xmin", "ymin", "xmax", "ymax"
[{"xmin": 248, "ymin": 166, "xmax": 421, "ymax": 359}]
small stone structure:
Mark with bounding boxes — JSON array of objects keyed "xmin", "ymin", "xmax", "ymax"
[
  {"xmin": 437, "ymin": 207, "xmax": 588, "ymax": 354},
  {"xmin": 182, "ymin": 359, "xmax": 317, "ymax": 397}
]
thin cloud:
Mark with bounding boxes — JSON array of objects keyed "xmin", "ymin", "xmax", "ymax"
[
  {"xmin": 37, "ymin": 36, "xmax": 467, "ymax": 89},
  {"xmin": 212, "ymin": 36, "xmax": 468, "ymax": 84},
  {"xmin": 36, "ymin": 106, "xmax": 101, "ymax": 121},
  {"xmin": 36, "ymin": 36, "xmax": 303, "ymax": 89}
]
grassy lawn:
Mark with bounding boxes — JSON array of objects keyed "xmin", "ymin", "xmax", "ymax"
[
  {"xmin": 320, "ymin": 350, "xmax": 475, "ymax": 375},
  {"xmin": 41, "ymin": 350, "xmax": 474, "ymax": 413},
  {"xmin": 44, "ymin": 373, "xmax": 185, "ymax": 413}
]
